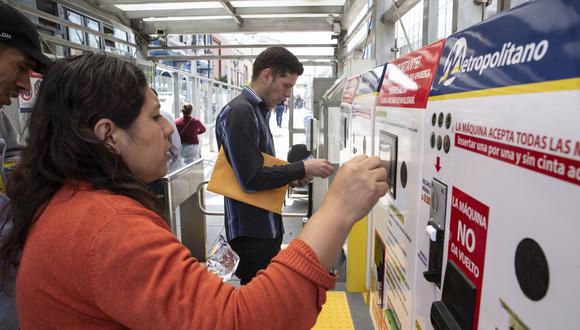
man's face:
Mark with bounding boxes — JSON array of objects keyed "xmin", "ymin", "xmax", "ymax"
[
  {"xmin": 262, "ymin": 70, "xmax": 299, "ymax": 109},
  {"xmin": 0, "ymin": 46, "xmax": 34, "ymax": 106}
]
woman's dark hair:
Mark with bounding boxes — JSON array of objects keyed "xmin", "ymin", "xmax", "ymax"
[
  {"xmin": 0, "ymin": 53, "xmax": 162, "ymax": 282},
  {"xmin": 181, "ymin": 103, "xmax": 193, "ymax": 116},
  {"xmin": 251, "ymin": 46, "xmax": 304, "ymax": 81}
]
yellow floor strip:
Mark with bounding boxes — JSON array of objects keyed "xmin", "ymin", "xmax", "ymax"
[{"xmin": 311, "ymin": 291, "xmax": 355, "ymax": 330}]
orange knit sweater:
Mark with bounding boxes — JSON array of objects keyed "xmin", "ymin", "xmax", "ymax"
[{"xmin": 16, "ymin": 182, "xmax": 336, "ymax": 329}]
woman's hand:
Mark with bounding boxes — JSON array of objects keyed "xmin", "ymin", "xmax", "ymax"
[
  {"xmin": 320, "ymin": 155, "xmax": 388, "ymax": 225},
  {"xmin": 297, "ymin": 155, "xmax": 389, "ymax": 270}
]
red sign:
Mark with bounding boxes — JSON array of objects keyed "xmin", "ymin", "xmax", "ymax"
[
  {"xmin": 377, "ymin": 39, "xmax": 446, "ymax": 108},
  {"xmin": 341, "ymin": 76, "xmax": 360, "ymax": 104},
  {"xmin": 448, "ymin": 187, "xmax": 489, "ymax": 329},
  {"xmin": 455, "ymin": 133, "xmax": 580, "ymax": 186},
  {"xmin": 19, "ymin": 72, "xmax": 43, "ymax": 113}
]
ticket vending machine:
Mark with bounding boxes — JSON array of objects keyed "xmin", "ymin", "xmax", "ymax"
[
  {"xmin": 412, "ymin": 1, "xmax": 580, "ymax": 329},
  {"xmin": 319, "ymin": 77, "xmax": 346, "ymax": 164},
  {"xmin": 370, "ymin": 40, "xmax": 446, "ymax": 330},
  {"xmin": 351, "ymin": 65, "xmax": 387, "ymax": 160},
  {"xmin": 339, "ymin": 75, "xmax": 359, "ymax": 166},
  {"xmin": 345, "ymin": 65, "xmax": 387, "ymax": 293},
  {"xmin": 311, "ymin": 77, "xmax": 346, "ymax": 213}
]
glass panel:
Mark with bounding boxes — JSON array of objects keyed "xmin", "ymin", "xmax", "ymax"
[
  {"xmin": 113, "ymin": 28, "xmax": 129, "ymax": 55},
  {"xmin": 114, "ymin": 28, "xmax": 127, "ymax": 40},
  {"xmin": 159, "ymin": 75, "xmax": 174, "ymax": 93},
  {"xmin": 156, "ymin": 72, "xmax": 174, "ymax": 114},
  {"xmin": 68, "ymin": 28, "xmax": 84, "ymax": 45},
  {"xmin": 103, "ymin": 24, "xmax": 116, "ymax": 53},
  {"xmin": 86, "ymin": 18, "xmax": 101, "ymax": 49},
  {"xmin": 66, "ymin": 10, "xmax": 82, "ymax": 24},
  {"xmin": 179, "ymin": 76, "xmax": 192, "ymax": 105},
  {"xmin": 394, "ymin": 0, "xmax": 424, "ymax": 55},
  {"xmin": 347, "ymin": 3, "xmax": 369, "ymax": 36},
  {"xmin": 199, "ymin": 81, "xmax": 211, "ymax": 123},
  {"xmin": 437, "ymin": 0, "xmax": 453, "ymax": 39},
  {"xmin": 347, "ymin": 26, "xmax": 368, "ymax": 53},
  {"xmin": 66, "ymin": 10, "xmax": 84, "ymax": 45},
  {"xmin": 139, "ymin": 64, "xmax": 155, "ymax": 86}
]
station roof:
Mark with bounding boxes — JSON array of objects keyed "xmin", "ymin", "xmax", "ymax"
[{"xmin": 94, "ymin": 0, "xmax": 345, "ymax": 34}]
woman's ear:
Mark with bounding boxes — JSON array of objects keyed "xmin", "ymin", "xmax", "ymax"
[{"xmin": 94, "ymin": 118, "xmax": 122, "ymax": 153}]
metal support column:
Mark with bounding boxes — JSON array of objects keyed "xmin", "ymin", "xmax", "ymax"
[{"xmin": 172, "ymin": 73, "xmax": 180, "ymax": 116}]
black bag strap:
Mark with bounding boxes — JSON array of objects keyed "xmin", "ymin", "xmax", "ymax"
[{"xmin": 179, "ymin": 117, "xmax": 193, "ymax": 135}]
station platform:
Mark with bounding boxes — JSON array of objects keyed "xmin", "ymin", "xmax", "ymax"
[{"xmin": 197, "ymin": 111, "xmax": 373, "ymax": 329}]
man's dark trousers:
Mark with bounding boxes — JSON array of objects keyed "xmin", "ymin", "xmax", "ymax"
[{"xmin": 229, "ymin": 234, "xmax": 283, "ymax": 285}]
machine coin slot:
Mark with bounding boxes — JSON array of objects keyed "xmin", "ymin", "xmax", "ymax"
[
  {"xmin": 430, "ymin": 261, "xmax": 476, "ymax": 330},
  {"xmin": 423, "ymin": 178, "xmax": 447, "ymax": 287}
]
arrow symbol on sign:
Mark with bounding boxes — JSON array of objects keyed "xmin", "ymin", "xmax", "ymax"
[{"xmin": 435, "ymin": 156, "xmax": 442, "ymax": 172}]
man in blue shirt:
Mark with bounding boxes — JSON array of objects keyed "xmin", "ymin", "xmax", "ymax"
[{"xmin": 216, "ymin": 47, "xmax": 335, "ymax": 284}]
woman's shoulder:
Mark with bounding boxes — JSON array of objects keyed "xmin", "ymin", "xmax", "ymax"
[{"xmin": 44, "ymin": 183, "xmax": 166, "ymax": 229}]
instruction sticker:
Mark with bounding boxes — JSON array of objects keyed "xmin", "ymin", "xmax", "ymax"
[{"xmin": 448, "ymin": 187, "xmax": 489, "ymax": 329}]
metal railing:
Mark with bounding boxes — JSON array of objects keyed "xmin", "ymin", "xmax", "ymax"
[{"xmin": 196, "ymin": 181, "xmax": 308, "ymax": 218}]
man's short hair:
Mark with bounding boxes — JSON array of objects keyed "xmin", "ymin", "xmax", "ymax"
[{"xmin": 251, "ymin": 47, "xmax": 304, "ymax": 82}]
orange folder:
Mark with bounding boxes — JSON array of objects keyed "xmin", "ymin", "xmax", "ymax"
[{"xmin": 207, "ymin": 147, "xmax": 289, "ymax": 214}]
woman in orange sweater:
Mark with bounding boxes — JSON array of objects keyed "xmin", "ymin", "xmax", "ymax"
[{"xmin": 0, "ymin": 53, "xmax": 388, "ymax": 329}]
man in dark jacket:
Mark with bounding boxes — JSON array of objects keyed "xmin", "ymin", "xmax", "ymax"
[{"xmin": 215, "ymin": 47, "xmax": 335, "ymax": 285}]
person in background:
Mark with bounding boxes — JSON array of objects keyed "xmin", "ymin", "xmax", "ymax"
[
  {"xmin": 274, "ymin": 101, "xmax": 285, "ymax": 128},
  {"xmin": 0, "ymin": 53, "xmax": 388, "ymax": 329},
  {"xmin": 150, "ymin": 89, "xmax": 182, "ymax": 173},
  {"xmin": 161, "ymin": 110, "xmax": 183, "ymax": 172},
  {"xmin": 295, "ymin": 94, "xmax": 304, "ymax": 109},
  {"xmin": 176, "ymin": 103, "xmax": 206, "ymax": 164},
  {"xmin": 147, "ymin": 88, "xmax": 182, "ymax": 205},
  {"xmin": 215, "ymin": 47, "xmax": 335, "ymax": 285},
  {"xmin": 0, "ymin": 3, "xmax": 52, "ymax": 329}
]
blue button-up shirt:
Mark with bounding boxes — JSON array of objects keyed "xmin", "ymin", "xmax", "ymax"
[{"xmin": 215, "ymin": 87, "xmax": 305, "ymax": 240}]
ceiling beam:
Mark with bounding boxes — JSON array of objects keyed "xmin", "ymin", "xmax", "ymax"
[
  {"xmin": 98, "ymin": 0, "xmax": 270, "ymax": 3},
  {"xmin": 148, "ymin": 55, "xmax": 335, "ymax": 61},
  {"xmin": 148, "ymin": 43, "xmax": 337, "ymax": 50},
  {"xmin": 144, "ymin": 17, "xmax": 331, "ymax": 34},
  {"xmin": 220, "ymin": 1, "xmax": 243, "ymax": 26},
  {"xmin": 40, "ymin": 33, "xmax": 98, "ymax": 54},
  {"xmin": 118, "ymin": 6, "xmax": 343, "ymax": 19}
]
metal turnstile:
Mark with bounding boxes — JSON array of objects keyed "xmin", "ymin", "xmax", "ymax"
[{"xmin": 163, "ymin": 159, "xmax": 207, "ymax": 261}]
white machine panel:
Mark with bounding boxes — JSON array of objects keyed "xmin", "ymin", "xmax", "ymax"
[
  {"xmin": 414, "ymin": 1, "xmax": 580, "ymax": 329},
  {"xmin": 351, "ymin": 65, "xmax": 386, "ymax": 159},
  {"xmin": 339, "ymin": 76, "xmax": 359, "ymax": 165},
  {"xmin": 372, "ymin": 40, "xmax": 446, "ymax": 330}
]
